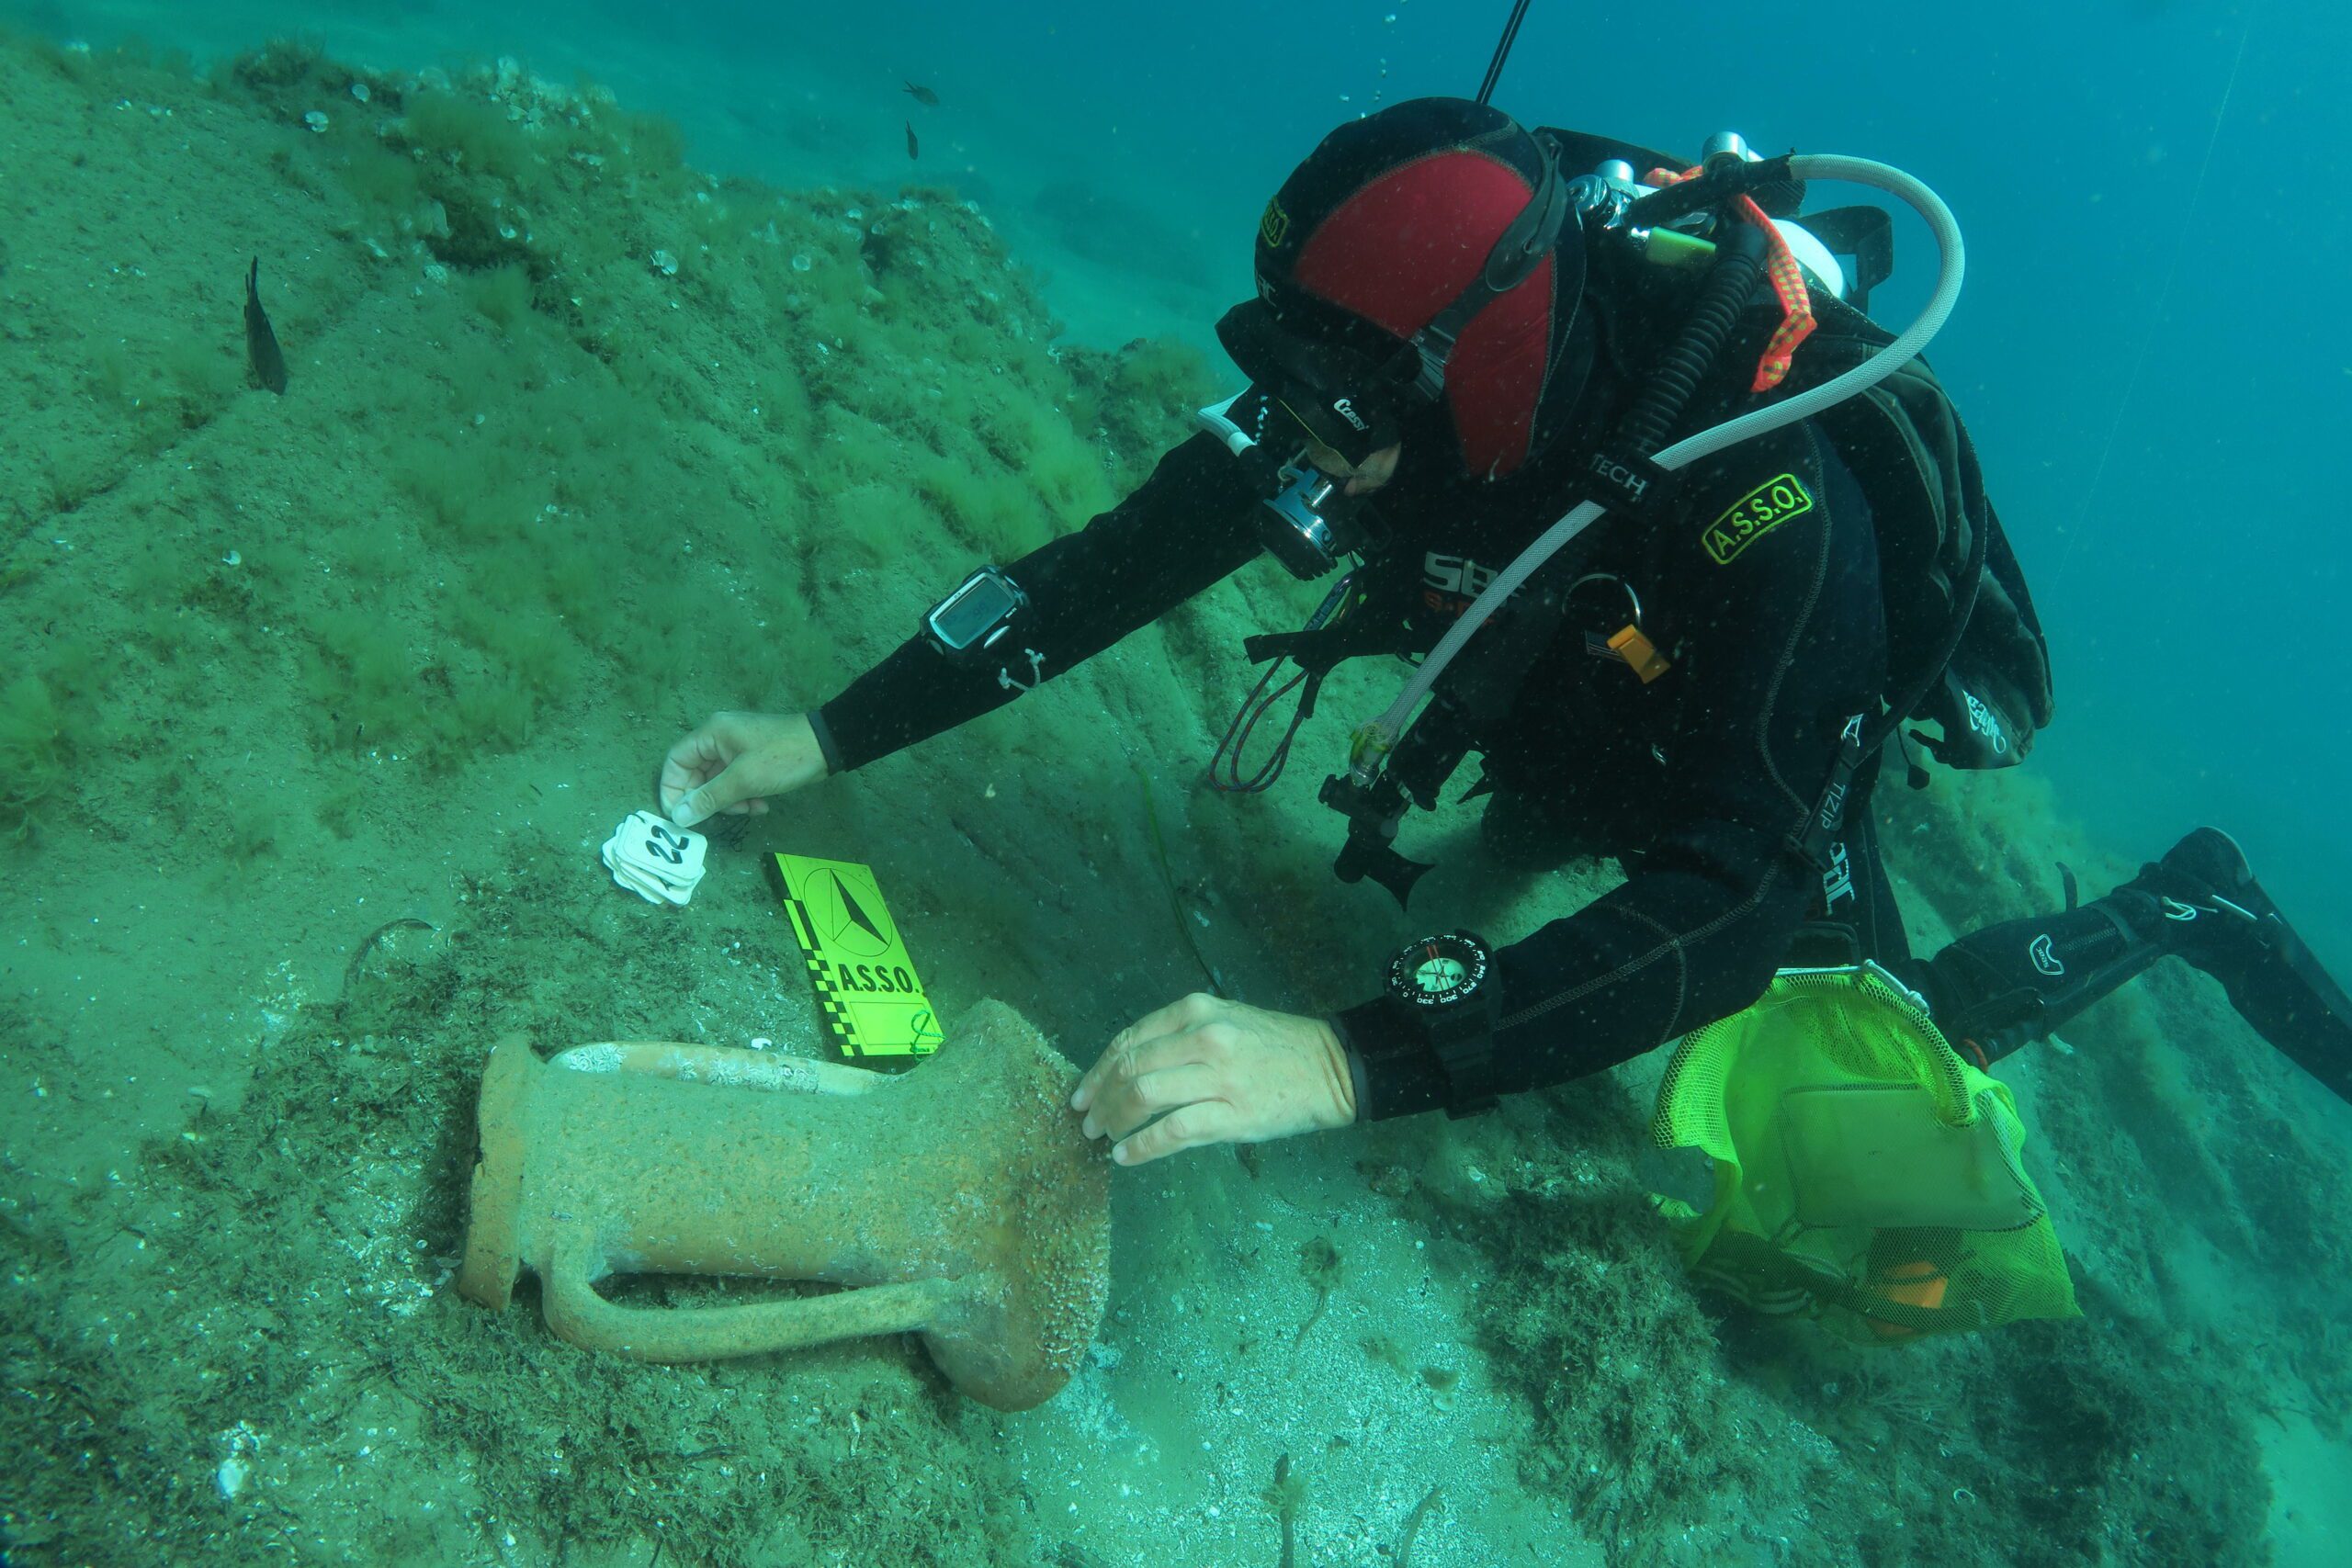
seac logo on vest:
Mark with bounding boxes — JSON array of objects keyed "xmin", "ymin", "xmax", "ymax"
[
  {"xmin": 1702, "ymin": 473, "xmax": 1815, "ymax": 566},
  {"xmin": 1423, "ymin": 552, "xmax": 1500, "ymax": 596},
  {"xmin": 1260, "ymin": 197, "xmax": 1291, "ymax": 249},
  {"xmin": 1420, "ymin": 552, "xmax": 1500, "ymax": 620}
]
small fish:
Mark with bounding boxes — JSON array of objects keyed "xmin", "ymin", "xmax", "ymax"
[
  {"xmin": 904, "ymin": 121, "xmax": 919, "ymax": 161},
  {"xmin": 244, "ymin": 256, "xmax": 287, "ymax": 394},
  {"xmin": 902, "ymin": 81, "xmax": 939, "ymax": 107}
]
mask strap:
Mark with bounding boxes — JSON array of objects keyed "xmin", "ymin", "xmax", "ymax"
[{"xmin": 1406, "ymin": 134, "xmax": 1569, "ymax": 400}]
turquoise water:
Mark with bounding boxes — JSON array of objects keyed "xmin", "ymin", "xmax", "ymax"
[{"xmin": 1, "ymin": 3, "xmax": 2345, "ymax": 1564}]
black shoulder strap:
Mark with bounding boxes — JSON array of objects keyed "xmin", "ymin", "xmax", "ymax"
[{"xmin": 1796, "ymin": 205, "xmax": 1895, "ymax": 313}]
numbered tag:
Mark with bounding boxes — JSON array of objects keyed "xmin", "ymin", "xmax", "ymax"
[
  {"xmin": 600, "ymin": 811, "xmax": 708, "ymax": 907},
  {"xmin": 611, "ymin": 813, "xmax": 707, "ymax": 879}
]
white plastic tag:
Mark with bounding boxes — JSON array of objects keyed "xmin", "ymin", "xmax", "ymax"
[{"xmin": 601, "ymin": 811, "xmax": 707, "ymax": 907}]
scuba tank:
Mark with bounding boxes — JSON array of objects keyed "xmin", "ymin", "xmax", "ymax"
[{"xmin": 1200, "ymin": 136, "xmax": 1976, "ymax": 906}]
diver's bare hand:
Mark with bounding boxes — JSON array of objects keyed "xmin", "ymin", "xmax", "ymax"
[
  {"xmin": 660, "ymin": 712, "xmax": 829, "ymax": 829},
  {"xmin": 1070, "ymin": 993, "xmax": 1358, "ymax": 1167}
]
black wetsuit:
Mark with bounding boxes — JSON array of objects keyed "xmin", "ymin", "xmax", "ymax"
[{"xmin": 808, "ymin": 380, "xmax": 1920, "ymax": 1120}]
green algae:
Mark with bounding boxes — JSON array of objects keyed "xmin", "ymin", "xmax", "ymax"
[
  {"xmin": 0, "ymin": 28, "xmax": 1226, "ymax": 1562},
  {"xmin": 0, "ymin": 676, "xmax": 71, "ymax": 834}
]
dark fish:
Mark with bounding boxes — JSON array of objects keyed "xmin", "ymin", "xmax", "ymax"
[
  {"xmin": 902, "ymin": 81, "xmax": 938, "ymax": 107},
  {"xmin": 904, "ymin": 121, "xmax": 919, "ymax": 161},
  {"xmin": 244, "ymin": 256, "xmax": 287, "ymax": 394}
]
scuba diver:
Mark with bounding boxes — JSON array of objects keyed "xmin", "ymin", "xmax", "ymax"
[{"xmin": 655, "ymin": 97, "xmax": 2349, "ymax": 1291}]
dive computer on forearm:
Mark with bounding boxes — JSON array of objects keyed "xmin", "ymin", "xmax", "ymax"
[{"xmin": 921, "ymin": 564, "xmax": 1046, "ymax": 692}]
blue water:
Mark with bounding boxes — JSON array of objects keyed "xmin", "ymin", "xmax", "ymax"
[{"xmin": 21, "ymin": 2, "xmax": 2341, "ymax": 964}]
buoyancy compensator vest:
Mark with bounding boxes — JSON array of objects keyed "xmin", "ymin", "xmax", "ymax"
[{"xmin": 1777, "ymin": 291, "xmax": 2053, "ymax": 772}]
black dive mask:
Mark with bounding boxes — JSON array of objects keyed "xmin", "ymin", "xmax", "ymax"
[
  {"xmin": 1217, "ymin": 128, "xmax": 1573, "ymax": 468},
  {"xmin": 1209, "ymin": 129, "xmax": 1575, "ymax": 576},
  {"xmin": 1215, "ymin": 298, "xmax": 1411, "ymax": 469}
]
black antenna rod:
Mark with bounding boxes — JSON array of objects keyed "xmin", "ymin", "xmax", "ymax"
[{"xmin": 1476, "ymin": 0, "xmax": 1533, "ymax": 105}]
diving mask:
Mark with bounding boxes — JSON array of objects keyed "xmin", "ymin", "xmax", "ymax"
[{"xmin": 1214, "ymin": 297, "xmax": 1410, "ymax": 469}]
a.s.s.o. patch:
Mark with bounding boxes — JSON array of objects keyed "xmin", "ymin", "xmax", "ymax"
[{"xmin": 1702, "ymin": 473, "xmax": 1814, "ymax": 565}]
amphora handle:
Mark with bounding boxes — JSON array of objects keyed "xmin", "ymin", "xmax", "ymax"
[{"xmin": 541, "ymin": 1226, "xmax": 966, "ymax": 1361}]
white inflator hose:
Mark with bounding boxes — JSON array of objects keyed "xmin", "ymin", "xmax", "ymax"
[{"xmin": 1352, "ymin": 153, "xmax": 1966, "ymax": 769}]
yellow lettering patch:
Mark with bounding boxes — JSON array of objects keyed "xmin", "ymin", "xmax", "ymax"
[
  {"xmin": 1702, "ymin": 473, "xmax": 1815, "ymax": 566},
  {"xmin": 773, "ymin": 852, "xmax": 942, "ymax": 1066},
  {"xmin": 1260, "ymin": 197, "xmax": 1291, "ymax": 249}
]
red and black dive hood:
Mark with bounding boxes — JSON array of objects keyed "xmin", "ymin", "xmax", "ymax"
[{"xmin": 1218, "ymin": 97, "xmax": 1589, "ymax": 481}]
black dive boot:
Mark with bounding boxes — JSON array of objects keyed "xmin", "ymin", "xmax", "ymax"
[
  {"xmin": 2118, "ymin": 829, "xmax": 2352, "ymax": 1103},
  {"xmin": 1902, "ymin": 829, "xmax": 2352, "ymax": 1104}
]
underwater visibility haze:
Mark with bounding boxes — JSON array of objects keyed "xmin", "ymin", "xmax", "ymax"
[{"xmin": 1, "ymin": 2, "xmax": 2346, "ymax": 1564}]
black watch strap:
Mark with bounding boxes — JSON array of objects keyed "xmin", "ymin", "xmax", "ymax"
[
  {"xmin": 1333, "ymin": 988, "xmax": 1502, "ymax": 1120},
  {"xmin": 1427, "ymin": 987, "xmax": 1503, "ymax": 1117},
  {"xmin": 1331, "ymin": 997, "xmax": 1452, "ymax": 1121}
]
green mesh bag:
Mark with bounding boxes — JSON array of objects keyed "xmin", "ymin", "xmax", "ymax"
[{"xmin": 1649, "ymin": 965, "xmax": 2078, "ymax": 1342}]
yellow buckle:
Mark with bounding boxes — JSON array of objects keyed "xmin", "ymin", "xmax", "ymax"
[{"xmin": 1608, "ymin": 625, "xmax": 1672, "ymax": 683}]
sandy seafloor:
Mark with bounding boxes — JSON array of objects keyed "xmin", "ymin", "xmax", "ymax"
[{"xmin": 0, "ymin": 19, "xmax": 2348, "ymax": 1568}]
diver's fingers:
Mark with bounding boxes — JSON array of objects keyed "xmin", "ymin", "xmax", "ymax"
[
  {"xmin": 1072, "ymin": 992, "xmax": 1224, "ymax": 1111},
  {"xmin": 663, "ymin": 724, "xmax": 730, "ymax": 776},
  {"xmin": 670, "ymin": 769, "xmax": 744, "ymax": 829},
  {"xmin": 660, "ymin": 728, "xmax": 730, "ymax": 816},
  {"xmin": 1085, "ymin": 1062, "xmax": 1222, "ymax": 1143},
  {"xmin": 1113, "ymin": 1100, "xmax": 1242, "ymax": 1167},
  {"xmin": 1111, "ymin": 991, "xmax": 1224, "ymax": 1054},
  {"xmin": 1075, "ymin": 1026, "xmax": 1180, "ymax": 1126}
]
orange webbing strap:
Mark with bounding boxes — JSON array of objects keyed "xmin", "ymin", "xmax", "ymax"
[{"xmin": 1644, "ymin": 165, "xmax": 1818, "ymax": 392}]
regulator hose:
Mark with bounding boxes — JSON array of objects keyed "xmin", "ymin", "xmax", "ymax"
[
  {"xmin": 1352, "ymin": 152, "xmax": 1966, "ymax": 766},
  {"xmin": 1614, "ymin": 220, "xmax": 1770, "ymax": 459}
]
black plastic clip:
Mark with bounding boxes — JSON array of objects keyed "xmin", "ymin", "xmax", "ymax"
[
  {"xmin": 1584, "ymin": 448, "xmax": 1676, "ymax": 518},
  {"xmin": 1792, "ymin": 714, "xmax": 1868, "ymax": 872},
  {"xmin": 1623, "ymin": 152, "xmax": 1800, "ymax": 230},
  {"xmin": 1320, "ymin": 773, "xmax": 1433, "ymax": 909}
]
